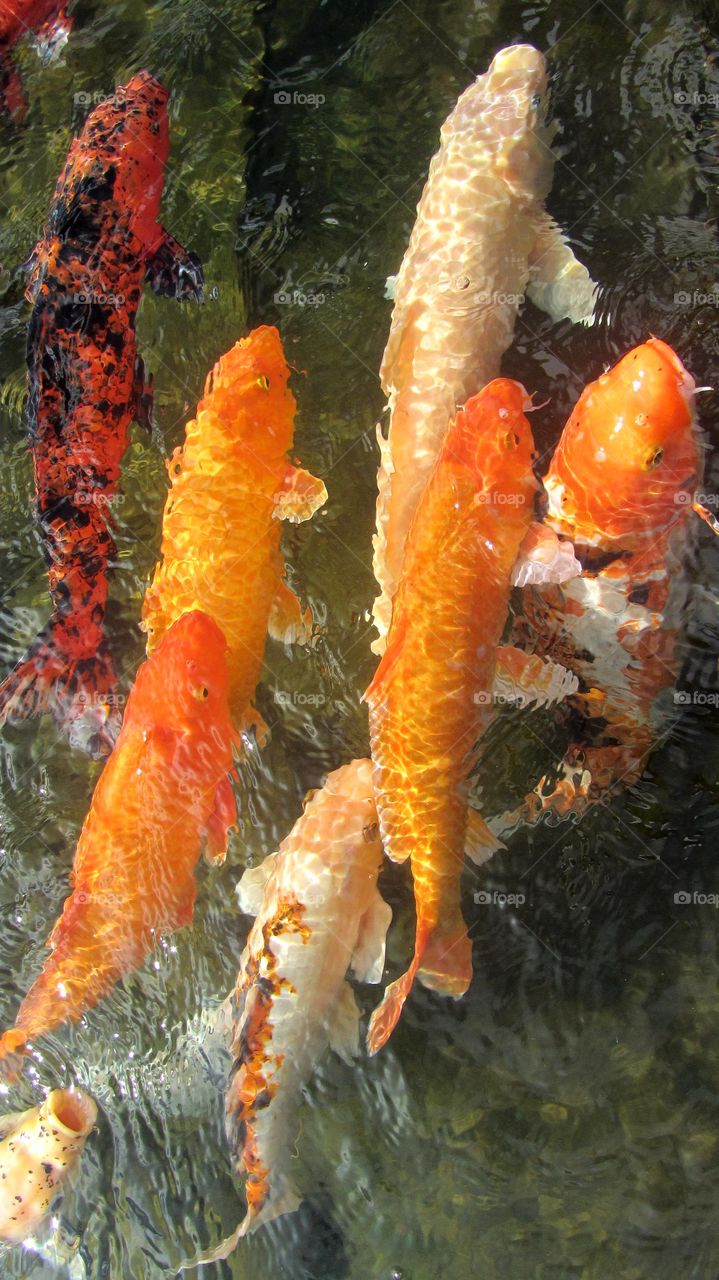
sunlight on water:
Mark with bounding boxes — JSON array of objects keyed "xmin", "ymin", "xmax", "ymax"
[{"xmin": 0, "ymin": 0, "xmax": 718, "ymax": 1276}]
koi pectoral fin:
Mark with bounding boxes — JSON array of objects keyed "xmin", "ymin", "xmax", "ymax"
[
  {"xmin": 236, "ymin": 852, "xmax": 279, "ymax": 916},
  {"xmin": 202, "ymin": 775, "xmax": 237, "ymax": 867},
  {"xmin": 327, "ymin": 981, "xmax": 361, "ymax": 1063},
  {"xmin": 527, "ymin": 210, "xmax": 597, "ymax": 326},
  {"xmin": 351, "ymin": 893, "xmax": 393, "ymax": 983},
  {"xmin": 273, "ymin": 465, "xmax": 327, "ymax": 523},
  {"xmin": 511, "ymin": 522, "xmax": 581, "ymax": 587},
  {"xmin": 493, "ymin": 645, "xmax": 579, "ymax": 710},
  {"xmin": 145, "ymin": 231, "xmax": 204, "ymax": 302},
  {"xmin": 267, "ymin": 578, "xmax": 313, "ymax": 645}
]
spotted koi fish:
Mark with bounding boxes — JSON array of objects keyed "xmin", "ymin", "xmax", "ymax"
[
  {"xmin": 365, "ymin": 380, "xmax": 538, "ymax": 1055},
  {"xmin": 0, "ymin": 611, "xmax": 237, "ymax": 1076},
  {"xmin": 179, "ymin": 759, "xmax": 390, "ymax": 1269},
  {"xmin": 499, "ymin": 338, "xmax": 703, "ymax": 829},
  {"xmin": 0, "ymin": 1, "xmax": 72, "ymax": 120},
  {"xmin": 372, "ymin": 43, "xmax": 596, "ymax": 655},
  {"xmin": 0, "ymin": 71, "xmax": 203, "ymax": 756},
  {"xmin": 0, "ymin": 1087, "xmax": 96, "ymax": 1243},
  {"xmin": 142, "ymin": 325, "xmax": 327, "ymax": 732}
]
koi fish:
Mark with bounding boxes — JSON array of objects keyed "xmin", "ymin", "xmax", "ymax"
[
  {"xmin": 0, "ymin": 1, "xmax": 72, "ymax": 120},
  {"xmin": 0, "ymin": 71, "xmax": 204, "ymax": 756},
  {"xmin": 179, "ymin": 759, "xmax": 390, "ymax": 1269},
  {"xmin": 372, "ymin": 43, "xmax": 597, "ymax": 655},
  {"xmin": 0, "ymin": 1087, "xmax": 96, "ymax": 1243},
  {"xmin": 0, "ymin": 610, "xmax": 237, "ymax": 1074},
  {"xmin": 365, "ymin": 380, "xmax": 538, "ymax": 1055},
  {"xmin": 142, "ymin": 325, "xmax": 327, "ymax": 733},
  {"xmin": 500, "ymin": 338, "xmax": 702, "ymax": 827}
]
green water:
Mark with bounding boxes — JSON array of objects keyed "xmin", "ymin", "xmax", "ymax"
[{"xmin": 1, "ymin": 1, "xmax": 719, "ymax": 1276}]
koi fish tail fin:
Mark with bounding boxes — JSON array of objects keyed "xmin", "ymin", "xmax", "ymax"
[
  {"xmin": 0, "ymin": 1028, "xmax": 30, "ymax": 1083},
  {"xmin": 176, "ymin": 1189, "xmax": 302, "ymax": 1271},
  {"xmin": 0, "ymin": 620, "xmax": 121, "ymax": 757},
  {"xmin": 366, "ymin": 955, "xmax": 421, "ymax": 1056},
  {"xmin": 416, "ymin": 926, "xmax": 473, "ymax": 999}
]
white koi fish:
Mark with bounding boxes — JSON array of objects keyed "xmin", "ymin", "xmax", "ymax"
[
  {"xmin": 0, "ymin": 1088, "xmax": 97, "ymax": 1243},
  {"xmin": 372, "ymin": 42, "xmax": 597, "ymax": 654},
  {"xmin": 179, "ymin": 758, "xmax": 391, "ymax": 1269}
]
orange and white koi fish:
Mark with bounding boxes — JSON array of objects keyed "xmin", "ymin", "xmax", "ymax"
[
  {"xmin": 0, "ymin": 611, "xmax": 237, "ymax": 1073},
  {"xmin": 142, "ymin": 325, "xmax": 327, "ymax": 733},
  {"xmin": 179, "ymin": 759, "xmax": 390, "ymax": 1269},
  {"xmin": 365, "ymin": 380, "xmax": 538, "ymax": 1055},
  {"xmin": 0, "ymin": 1087, "xmax": 96, "ymax": 1243},
  {"xmin": 501, "ymin": 338, "xmax": 702, "ymax": 826},
  {"xmin": 372, "ymin": 43, "xmax": 596, "ymax": 654}
]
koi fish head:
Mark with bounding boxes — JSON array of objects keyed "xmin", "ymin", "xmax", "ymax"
[
  {"xmin": 545, "ymin": 339, "xmax": 700, "ymax": 548},
  {"xmin": 445, "ymin": 377, "xmax": 539, "ymax": 513},
  {"xmin": 91, "ymin": 71, "xmax": 171, "ymax": 246},
  {"xmin": 134, "ymin": 610, "xmax": 235, "ymax": 737},
  {"xmin": 482, "ymin": 45, "xmax": 554, "ymax": 201},
  {"xmin": 201, "ymin": 325, "xmax": 296, "ymax": 449}
]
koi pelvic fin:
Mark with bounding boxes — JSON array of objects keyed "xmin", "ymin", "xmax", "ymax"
[
  {"xmin": 145, "ymin": 230, "xmax": 204, "ymax": 302},
  {"xmin": 0, "ymin": 620, "xmax": 121, "ymax": 757},
  {"xmin": 176, "ymin": 1188, "xmax": 302, "ymax": 1271}
]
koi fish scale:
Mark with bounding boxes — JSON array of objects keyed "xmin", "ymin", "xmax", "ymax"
[
  {"xmin": 372, "ymin": 44, "xmax": 596, "ymax": 654},
  {"xmin": 142, "ymin": 325, "xmax": 327, "ymax": 727},
  {"xmin": 0, "ymin": 72, "xmax": 203, "ymax": 755},
  {"xmin": 0, "ymin": 611, "xmax": 238, "ymax": 1074},
  {"xmin": 500, "ymin": 339, "xmax": 702, "ymax": 829},
  {"xmin": 180, "ymin": 760, "xmax": 390, "ymax": 1268},
  {"xmin": 366, "ymin": 381, "xmax": 538, "ymax": 1054}
]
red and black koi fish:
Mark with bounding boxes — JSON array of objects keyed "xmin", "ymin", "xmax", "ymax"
[
  {"xmin": 0, "ymin": 70, "xmax": 203, "ymax": 755},
  {"xmin": 0, "ymin": 2, "xmax": 72, "ymax": 120}
]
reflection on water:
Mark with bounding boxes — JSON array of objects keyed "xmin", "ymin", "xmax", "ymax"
[{"xmin": 0, "ymin": 0, "xmax": 718, "ymax": 1276}]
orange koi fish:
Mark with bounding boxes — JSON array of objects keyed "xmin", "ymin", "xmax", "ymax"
[
  {"xmin": 142, "ymin": 325, "xmax": 327, "ymax": 733},
  {"xmin": 372, "ymin": 43, "xmax": 596, "ymax": 655},
  {"xmin": 0, "ymin": 1088, "xmax": 96, "ymax": 1243},
  {"xmin": 0, "ymin": 72, "xmax": 203, "ymax": 756},
  {"xmin": 180, "ymin": 759, "xmax": 390, "ymax": 1269},
  {"xmin": 0, "ymin": 611, "xmax": 237, "ymax": 1073},
  {"xmin": 502, "ymin": 338, "xmax": 702, "ymax": 826},
  {"xmin": 0, "ymin": 1, "xmax": 72, "ymax": 119},
  {"xmin": 365, "ymin": 380, "xmax": 538, "ymax": 1055}
]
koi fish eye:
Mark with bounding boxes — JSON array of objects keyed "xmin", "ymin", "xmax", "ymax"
[
  {"xmin": 503, "ymin": 431, "xmax": 521, "ymax": 449},
  {"xmin": 191, "ymin": 684, "xmax": 210, "ymax": 701},
  {"xmin": 256, "ymin": 375, "xmax": 271, "ymax": 391},
  {"xmin": 644, "ymin": 447, "xmax": 664, "ymax": 470}
]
